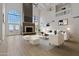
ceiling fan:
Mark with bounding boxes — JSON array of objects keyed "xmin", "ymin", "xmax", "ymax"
[
  {"xmin": 48, "ymin": 4, "xmax": 53, "ymax": 11},
  {"xmin": 33, "ymin": 3, "xmax": 38, "ymax": 8}
]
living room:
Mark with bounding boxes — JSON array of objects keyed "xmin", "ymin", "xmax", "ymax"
[{"xmin": 0, "ymin": 3, "xmax": 79, "ymax": 56}]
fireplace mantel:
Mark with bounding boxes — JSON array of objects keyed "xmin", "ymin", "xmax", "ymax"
[{"xmin": 22, "ymin": 22, "xmax": 36, "ymax": 35}]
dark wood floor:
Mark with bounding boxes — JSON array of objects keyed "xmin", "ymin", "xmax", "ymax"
[{"xmin": 0, "ymin": 35, "xmax": 79, "ymax": 56}]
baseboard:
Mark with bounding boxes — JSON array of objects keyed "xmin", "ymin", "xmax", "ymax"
[{"xmin": 66, "ymin": 39, "xmax": 79, "ymax": 44}]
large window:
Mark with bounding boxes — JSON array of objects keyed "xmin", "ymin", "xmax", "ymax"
[{"xmin": 8, "ymin": 10, "xmax": 21, "ymax": 32}]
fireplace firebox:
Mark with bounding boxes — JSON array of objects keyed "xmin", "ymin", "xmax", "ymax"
[
  {"xmin": 25, "ymin": 26, "xmax": 34, "ymax": 33},
  {"xmin": 23, "ymin": 22, "xmax": 35, "ymax": 35}
]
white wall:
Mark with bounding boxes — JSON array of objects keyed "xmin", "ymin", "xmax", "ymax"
[
  {"xmin": 0, "ymin": 4, "xmax": 3, "ymax": 41},
  {"xmin": 4, "ymin": 3, "xmax": 23, "ymax": 36},
  {"xmin": 71, "ymin": 3, "xmax": 79, "ymax": 17},
  {"xmin": 39, "ymin": 4, "xmax": 58, "ymax": 33},
  {"xmin": 38, "ymin": 3, "xmax": 79, "ymax": 42},
  {"xmin": 40, "ymin": 10, "xmax": 56, "ymax": 31},
  {"xmin": 69, "ymin": 3, "xmax": 79, "ymax": 42},
  {"xmin": 2, "ymin": 4, "xmax": 5, "ymax": 40}
]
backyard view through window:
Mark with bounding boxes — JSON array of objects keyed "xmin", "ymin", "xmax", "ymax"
[{"xmin": 8, "ymin": 10, "xmax": 21, "ymax": 32}]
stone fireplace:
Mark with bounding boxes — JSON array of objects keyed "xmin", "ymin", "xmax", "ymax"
[
  {"xmin": 22, "ymin": 22, "xmax": 35, "ymax": 35},
  {"xmin": 22, "ymin": 3, "xmax": 35, "ymax": 35},
  {"xmin": 25, "ymin": 26, "xmax": 34, "ymax": 33}
]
